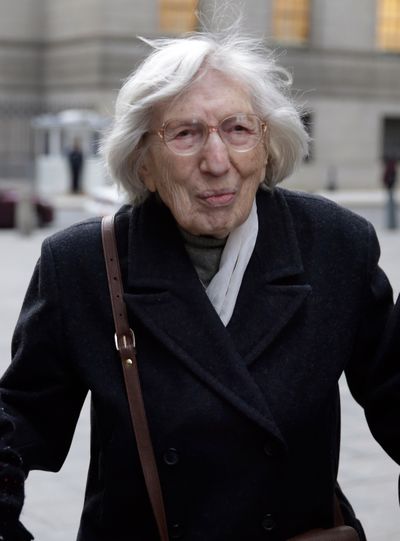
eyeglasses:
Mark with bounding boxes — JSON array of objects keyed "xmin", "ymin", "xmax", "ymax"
[{"xmin": 151, "ymin": 113, "xmax": 267, "ymax": 156}]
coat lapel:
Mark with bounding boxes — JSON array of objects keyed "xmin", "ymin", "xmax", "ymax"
[
  {"xmin": 227, "ymin": 189, "xmax": 311, "ymax": 365},
  {"xmin": 122, "ymin": 190, "xmax": 309, "ymax": 450}
]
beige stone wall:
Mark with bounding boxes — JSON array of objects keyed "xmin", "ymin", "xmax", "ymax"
[
  {"xmin": 41, "ymin": 0, "xmax": 158, "ymax": 108},
  {"xmin": 199, "ymin": 0, "xmax": 272, "ymax": 37},
  {"xmin": 0, "ymin": 0, "xmax": 44, "ymax": 176},
  {"xmin": 0, "ymin": 0, "xmax": 43, "ymax": 41},
  {"xmin": 288, "ymin": 96, "xmax": 400, "ymax": 191},
  {"xmin": 43, "ymin": 0, "xmax": 157, "ymax": 41},
  {"xmin": 1, "ymin": 0, "xmax": 400, "ymax": 187},
  {"xmin": 0, "ymin": 0, "xmax": 43, "ymax": 92},
  {"xmin": 100, "ymin": 0, "xmax": 158, "ymax": 37},
  {"xmin": 282, "ymin": 47, "xmax": 400, "ymax": 100},
  {"xmin": 44, "ymin": 0, "xmax": 102, "ymax": 41},
  {"xmin": 312, "ymin": 0, "xmax": 377, "ymax": 51}
]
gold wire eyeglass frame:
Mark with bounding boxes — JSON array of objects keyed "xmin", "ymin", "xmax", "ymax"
[{"xmin": 149, "ymin": 114, "xmax": 268, "ymax": 156}]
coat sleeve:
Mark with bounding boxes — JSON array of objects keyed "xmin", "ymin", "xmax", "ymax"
[
  {"xmin": 344, "ymin": 222, "xmax": 399, "ymax": 464},
  {"xmin": 362, "ymin": 292, "xmax": 400, "ymax": 466},
  {"xmin": 0, "ymin": 237, "xmax": 88, "ymax": 536}
]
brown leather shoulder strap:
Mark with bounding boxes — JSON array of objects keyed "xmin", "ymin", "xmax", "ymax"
[{"xmin": 101, "ymin": 214, "xmax": 169, "ymax": 541}]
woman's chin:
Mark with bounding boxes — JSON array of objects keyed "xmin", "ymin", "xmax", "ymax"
[{"xmin": 181, "ymin": 220, "xmax": 230, "ymax": 239}]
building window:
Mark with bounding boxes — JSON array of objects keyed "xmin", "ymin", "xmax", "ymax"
[
  {"xmin": 377, "ymin": 0, "xmax": 400, "ymax": 51},
  {"xmin": 272, "ymin": 0, "xmax": 310, "ymax": 45},
  {"xmin": 382, "ymin": 117, "xmax": 400, "ymax": 160},
  {"xmin": 160, "ymin": 0, "xmax": 198, "ymax": 33}
]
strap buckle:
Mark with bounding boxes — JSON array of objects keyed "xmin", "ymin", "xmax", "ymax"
[{"xmin": 114, "ymin": 329, "xmax": 136, "ymax": 351}]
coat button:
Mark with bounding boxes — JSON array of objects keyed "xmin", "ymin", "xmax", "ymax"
[
  {"xmin": 262, "ymin": 513, "xmax": 276, "ymax": 532},
  {"xmin": 170, "ymin": 522, "xmax": 183, "ymax": 538},
  {"xmin": 263, "ymin": 441, "xmax": 277, "ymax": 457},
  {"xmin": 163, "ymin": 448, "xmax": 179, "ymax": 466}
]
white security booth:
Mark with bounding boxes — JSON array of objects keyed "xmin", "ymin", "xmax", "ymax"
[{"xmin": 32, "ymin": 109, "xmax": 110, "ymax": 196}]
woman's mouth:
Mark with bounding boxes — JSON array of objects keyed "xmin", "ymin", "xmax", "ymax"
[{"xmin": 198, "ymin": 191, "xmax": 236, "ymax": 207}]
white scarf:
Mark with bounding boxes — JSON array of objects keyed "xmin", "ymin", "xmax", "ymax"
[{"xmin": 206, "ymin": 200, "xmax": 258, "ymax": 326}]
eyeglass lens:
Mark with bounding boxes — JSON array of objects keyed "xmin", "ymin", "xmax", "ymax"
[{"xmin": 163, "ymin": 114, "xmax": 263, "ymax": 155}]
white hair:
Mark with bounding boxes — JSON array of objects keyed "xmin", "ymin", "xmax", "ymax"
[{"xmin": 102, "ymin": 31, "xmax": 310, "ymax": 204}]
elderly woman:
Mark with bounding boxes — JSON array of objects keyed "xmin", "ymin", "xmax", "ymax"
[{"xmin": 0, "ymin": 31, "xmax": 399, "ymax": 541}]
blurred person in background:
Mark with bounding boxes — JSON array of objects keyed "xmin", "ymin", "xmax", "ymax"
[
  {"xmin": 382, "ymin": 157, "xmax": 398, "ymax": 229},
  {"xmin": 68, "ymin": 139, "xmax": 84, "ymax": 194},
  {"xmin": 382, "ymin": 157, "xmax": 398, "ymax": 191},
  {"xmin": 0, "ymin": 27, "xmax": 399, "ymax": 541}
]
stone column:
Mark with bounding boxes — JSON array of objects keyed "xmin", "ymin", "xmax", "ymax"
[{"xmin": 49, "ymin": 127, "xmax": 62, "ymax": 155}]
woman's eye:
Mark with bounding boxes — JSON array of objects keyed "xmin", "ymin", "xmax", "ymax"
[
  {"xmin": 229, "ymin": 124, "xmax": 250, "ymax": 134},
  {"xmin": 224, "ymin": 122, "xmax": 248, "ymax": 132},
  {"xmin": 175, "ymin": 129, "xmax": 193, "ymax": 139}
]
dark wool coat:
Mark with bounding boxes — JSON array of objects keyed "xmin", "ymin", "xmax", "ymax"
[{"xmin": 0, "ymin": 188, "xmax": 398, "ymax": 541}]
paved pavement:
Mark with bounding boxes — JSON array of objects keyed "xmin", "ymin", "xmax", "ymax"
[{"xmin": 0, "ymin": 189, "xmax": 399, "ymax": 540}]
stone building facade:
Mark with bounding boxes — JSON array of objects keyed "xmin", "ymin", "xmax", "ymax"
[{"xmin": 1, "ymin": 0, "xmax": 400, "ymax": 190}]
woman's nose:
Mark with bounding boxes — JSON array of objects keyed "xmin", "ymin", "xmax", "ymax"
[{"xmin": 199, "ymin": 131, "xmax": 230, "ymax": 176}]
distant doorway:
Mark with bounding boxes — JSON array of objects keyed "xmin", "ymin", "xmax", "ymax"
[{"xmin": 382, "ymin": 117, "xmax": 400, "ymax": 160}]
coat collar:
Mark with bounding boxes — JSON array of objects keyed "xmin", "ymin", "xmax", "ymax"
[
  {"xmin": 121, "ymin": 189, "xmax": 310, "ymax": 449},
  {"xmin": 125, "ymin": 188, "xmax": 303, "ymax": 288}
]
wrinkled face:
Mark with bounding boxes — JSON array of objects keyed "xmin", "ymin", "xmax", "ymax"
[{"xmin": 140, "ymin": 70, "xmax": 268, "ymax": 238}]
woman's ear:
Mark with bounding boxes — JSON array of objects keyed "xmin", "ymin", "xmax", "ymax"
[{"xmin": 139, "ymin": 157, "xmax": 157, "ymax": 193}]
